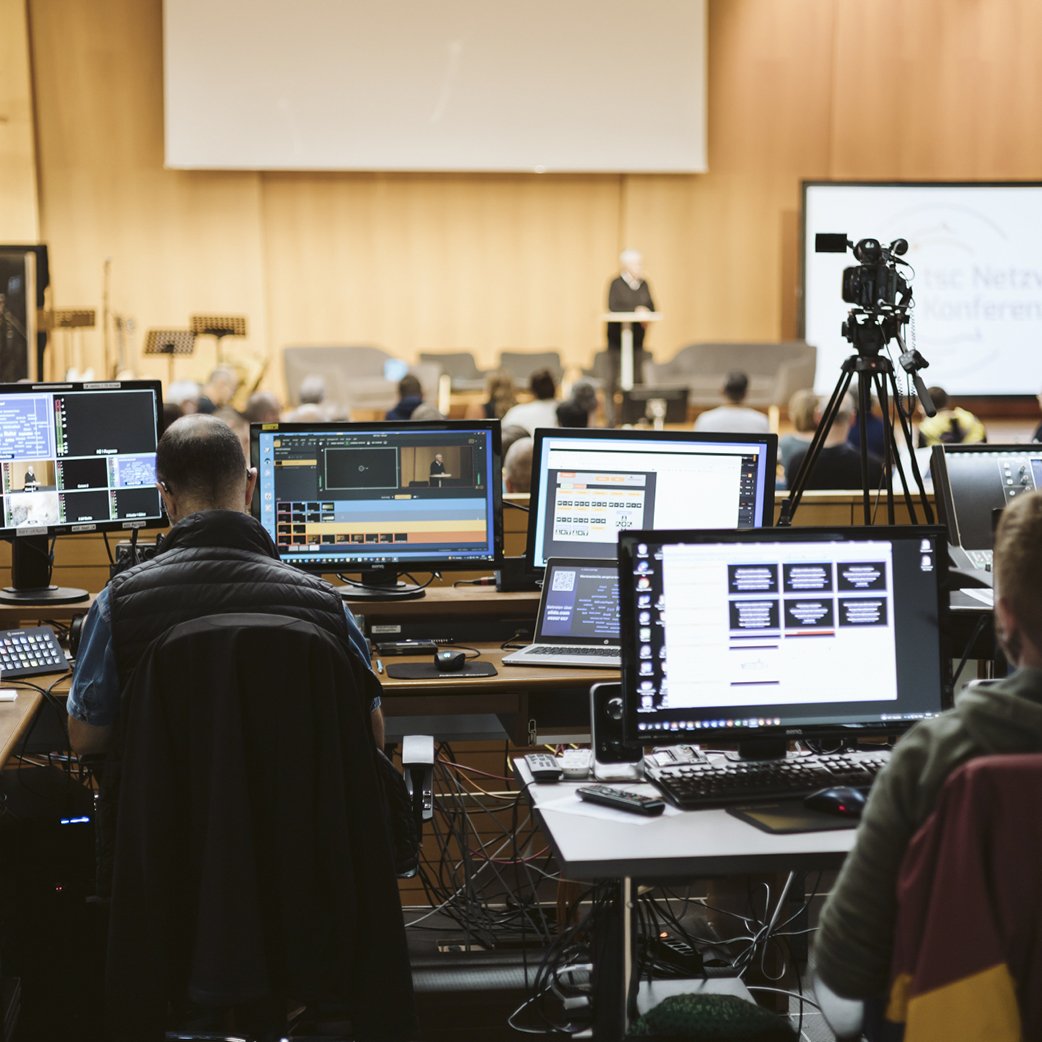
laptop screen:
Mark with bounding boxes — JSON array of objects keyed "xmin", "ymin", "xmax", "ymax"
[
  {"xmin": 536, "ymin": 560, "xmax": 621, "ymax": 646},
  {"xmin": 618, "ymin": 526, "xmax": 950, "ymax": 745}
]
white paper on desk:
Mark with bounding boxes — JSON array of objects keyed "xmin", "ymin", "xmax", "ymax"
[{"xmin": 538, "ymin": 787, "xmax": 682, "ymax": 824}]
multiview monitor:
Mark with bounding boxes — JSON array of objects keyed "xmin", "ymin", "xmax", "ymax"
[
  {"xmin": 618, "ymin": 526, "xmax": 950, "ymax": 759},
  {"xmin": 251, "ymin": 420, "xmax": 502, "ymax": 598},
  {"xmin": 525, "ymin": 428, "xmax": 777, "ymax": 572},
  {"xmin": 0, "ymin": 380, "xmax": 165, "ymax": 604}
]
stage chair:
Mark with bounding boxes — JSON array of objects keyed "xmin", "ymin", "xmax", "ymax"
[
  {"xmin": 418, "ymin": 350, "xmax": 487, "ymax": 392},
  {"xmin": 497, "ymin": 349, "xmax": 564, "ymax": 387}
]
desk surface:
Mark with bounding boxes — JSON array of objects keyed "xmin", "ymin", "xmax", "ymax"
[
  {"xmin": 0, "ymin": 687, "xmax": 46, "ymax": 769},
  {"xmin": 517, "ymin": 761, "xmax": 857, "ymax": 879}
]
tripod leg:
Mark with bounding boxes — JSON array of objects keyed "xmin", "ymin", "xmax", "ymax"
[
  {"xmin": 855, "ymin": 370, "xmax": 877, "ymax": 525},
  {"xmin": 778, "ymin": 366, "xmax": 854, "ymax": 526},
  {"xmin": 885, "ymin": 369, "xmax": 934, "ymax": 523},
  {"xmin": 870, "ymin": 370, "xmax": 896, "ymax": 525}
]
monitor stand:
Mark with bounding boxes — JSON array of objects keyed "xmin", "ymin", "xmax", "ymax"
[
  {"xmin": 0, "ymin": 534, "xmax": 89, "ymax": 605},
  {"xmin": 337, "ymin": 566, "xmax": 427, "ymax": 602},
  {"xmin": 735, "ymin": 737, "xmax": 789, "ymax": 761}
]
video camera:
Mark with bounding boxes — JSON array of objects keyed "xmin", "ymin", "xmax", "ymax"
[{"xmin": 815, "ymin": 233, "xmax": 912, "ymax": 310}]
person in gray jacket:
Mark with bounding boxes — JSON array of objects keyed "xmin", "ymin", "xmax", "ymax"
[{"xmin": 814, "ymin": 488, "xmax": 1042, "ymax": 999}]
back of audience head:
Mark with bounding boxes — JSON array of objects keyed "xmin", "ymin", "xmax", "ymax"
[
  {"xmin": 204, "ymin": 366, "xmax": 238, "ymax": 404},
  {"xmin": 994, "ymin": 490, "xmax": 1042, "ymax": 666},
  {"xmin": 557, "ymin": 381, "xmax": 598, "ymax": 428},
  {"xmin": 156, "ymin": 414, "xmax": 252, "ymax": 520},
  {"xmin": 723, "ymin": 371, "xmax": 750, "ymax": 404},
  {"xmin": 298, "ymin": 374, "xmax": 327, "ymax": 406},
  {"xmin": 399, "ymin": 373, "xmax": 423, "ymax": 401},
  {"xmin": 504, "ymin": 437, "xmax": 534, "ymax": 494},
  {"xmin": 529, "ymin": 369, "xmax": 557, "ymax": 402},
  {"xmin": 243, "ymin": 391, "xmax": 281, "ymax": 425},
  {"xmin": 788, "ymin": 389, "xmax": 819, "ymax": 434},
  {"xmin": 499, "ymin": 424, "xmax": 529, "ymax": 461},
  {"xmin": 485, "ymin": 371, "xmax": 517, "ymax": 419},
  {"xmin": 928, "ymin": 386, "xmax": 950, "ymax": 411},
  {"xmin": 410, "ymin": 401, "xmax": 445, "ymax": 422}
]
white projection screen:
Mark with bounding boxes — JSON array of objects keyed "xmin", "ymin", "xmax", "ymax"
[
  {"xmin": 163, "ymin": 0, "xmax": 707, "ymax": 174},
  {"xmin": 803, "ymin": 182, "xmax": 1042, "ymax": 397}
]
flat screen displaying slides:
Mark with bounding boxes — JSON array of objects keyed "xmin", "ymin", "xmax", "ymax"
[
  {"xmin": 525, "ymin": 428, "xmax": 777, "ymax": 572},
  {"xmin": 618, "ymin": 526, "xmax": 949, "ymax": 759},
  {"xmin": 0, "ymin": 380, "xmax": 165, "ymax": 604},
  {"xmin": 251, "ymin": 420, "xmax": 502, "ymax": 598},
  {"xmin": 932, "ymin": 443, "xmax": 1042, "ymax": 571}
]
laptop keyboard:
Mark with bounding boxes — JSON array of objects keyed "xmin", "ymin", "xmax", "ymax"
[
  {"xmin": 526, "ymin": 645, "xmax": 617, "ymax": 657},
  {"xmin": 646, "ymin": 752, "xmax": 889, "ymax": 810},
  {"xmin": 0, "ymin": 626, "xmax": 68, "ymax": 680},
  {"xmin": 964, "ymin": 548, "xmax": 992, "ymax": 570}
]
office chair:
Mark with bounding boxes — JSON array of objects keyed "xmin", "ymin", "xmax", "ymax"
[
  {"xmin": 816, "ymin": 752, "xmax": 1042, "ymax": 1042},
  {"xmin": 102, "ymin": 613, "xmax": 417, "ymax": 1042}
]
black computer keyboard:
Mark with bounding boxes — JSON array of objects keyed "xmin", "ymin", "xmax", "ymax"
[
  {"xmin": 0, "ymin": 626, "xmax": 68, "ymax": 680},
  {"xmin": 645, "ymin": 752, "xmax": 889, "ymax": 810}
]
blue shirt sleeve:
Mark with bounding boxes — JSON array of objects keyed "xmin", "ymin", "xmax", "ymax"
[
  {"xmin": 343, "ymin": 603, "xmax": 381, "ymax": 712},
  {"xmin": 67, "ymin": 587, "xmax": 121, "ymax": 727}
]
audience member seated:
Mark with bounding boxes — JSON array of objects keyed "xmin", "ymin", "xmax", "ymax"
[
  {"xmin": 778, "ymin": 388, "xmax": 818, "ymax": 472},
  {"xmin": 504, "ymin": 436, "xmax": 534, "ymax": 493},
  {"xmin": 66, "ymin": 414, "xmax": 384, "ymax": 759},
  {"xmin": 385, "ymin": 373, "xmax": 425, "ymax": 421},
  {"xmin": 167, "ymin": 379, "xmax": 201, "ymax": 415},
  {"xmin": 465, "ymin": 370, "xmax": 517, "ymax": 421},
  {"xmin": 786, "ymin": 393, "xmax": 882, "ymax": 490},
  {"xmin": 917, "ymin": 385, "xmax": 987, "ymax": 446},
  {"xmin": 298, "ymin": 373, "xmax": 327, "ymax": 406},
  {"xmin": 693, "ymin": 371, "xmax": 770, "ymax": 434},
  {"xmin": 556, "ymin": 380, "xmax": 599, "ymax": 428},
  {"xmin": 243, "ymin": 390, "xmax": 281, "ymax": 424},
  {"xmin": 212, "ymin": 406, "xmax": 251, "ymax": 462},
  {"xmin": 196, "ymin": 366, "xmax": 239, "ymax": 414},
  {"xmin": 410, "ymin": 401, "xmax": 446, "ymax": 421},
  {"xmin": 500, "ymin": 368, "xmax": 560, "ymax": 434},
  {"xmin": 846, "ymin": 392, "xmax": 886, "ymax": 459},
  {"xmin": 500, "ymin": 424, "xmax": 530, "ymax": 463},
  {"xmin": 814, "ymin": 489, "xmax": 1042, "ymax": 1023}
]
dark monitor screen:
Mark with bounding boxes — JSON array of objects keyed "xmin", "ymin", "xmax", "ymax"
[
  {"xmin": 0, "ymin": 380, "xmax": 164, "ymax": 536},
  {"xmin": 525, "ymin": 428, "xmax": 777, "ymax": 571},
  {"xmin": 251, "ymin": 420, "xmax": 502, "ymax": 574},
  {"xmin": 619, "ymin": 387, "xmax": 689, "ymax": 425},
  {"xmin": 619, "ymin": 526, "xmax": 949, "ymax": 748},
  {"xmin": 931, "ymin": 443, "xmax": 1042, "ymax": 550}
]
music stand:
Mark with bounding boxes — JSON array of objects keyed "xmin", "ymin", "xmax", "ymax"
[
  {"xmin": 43, "ymin": 308, "xmax": 96, "ymax": 379},
  {"xmin": 144, "ymin": 328, "xmax": 195, "ymax": 387},
  {"xmin": 190, "ymin": 314, "xmax": 247, "ymax": 366}
]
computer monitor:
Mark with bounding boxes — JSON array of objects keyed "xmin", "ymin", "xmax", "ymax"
[
  {"xmin": 0, "ymin": 380, "xmax": 165, "ymax": 604},
  {"xmin": 251, "ymin": 420, "xmax": 502, "ymax": 599},
  {"xmin": 618, "ymin": 525, "xmax": 950, "ymax": 759},
  {"xmin": 619, "ymin": 387, "xmax": 689, "ymax": 426},
  {"xmin": 931, "ymin": 443, "xmax": 1042, "ymax": 553},
  {"xmin": 525, "ymin": 428, "xmax": 777, "ymax": 572}
]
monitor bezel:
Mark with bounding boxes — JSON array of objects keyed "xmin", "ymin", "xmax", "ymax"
[
  {"xmin": 618, "ymin": 524, "xmax": 952, "ymax": 749},
  {"xmin": 524, "ymin": 426, "xmax": 779, "ymax": 574},
  {"xmin": 249, "ymin": 418, "xmax": 504, "ymax": 575},
  {"xmin": 0, "ymin": 378, "xmax": 166, "ymax": 539}
]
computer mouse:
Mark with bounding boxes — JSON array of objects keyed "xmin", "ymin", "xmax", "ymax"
[
  {"xmin": 803, "ymin": 786, "xmax": 868, "ymax": 818},
  {"xmin": 434, "ymin": 649, "xmax": 467, "ymax": 672}
]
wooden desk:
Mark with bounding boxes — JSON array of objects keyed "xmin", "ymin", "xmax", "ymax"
[
  {"xmin": 378, "ymin": 645, "xmax": 614, "ymax": 744},
  {"xmin": 0, "ymin": 688, "xmax": 44, "ymax": 769},
  {"xmin": 0, "ymin": 596, "xmax": 96, "ymax": 629}
]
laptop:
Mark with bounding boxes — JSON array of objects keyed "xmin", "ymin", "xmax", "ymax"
[
  {"xmin": 932, "ymin": 443, "xmax": 1042, "ymax": 580},
  {"xmin": 503, "ymin": 558, "xmax": 621, "ymax": 669}
]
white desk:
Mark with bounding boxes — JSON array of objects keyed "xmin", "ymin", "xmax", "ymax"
[{"xmin": 516, "ymin": 760, "xmax": 859, "ymax": 1040}]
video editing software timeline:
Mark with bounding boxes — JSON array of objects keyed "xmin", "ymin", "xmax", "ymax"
[
  {"xmin": 618, "ymin": 527, "xmax": 949, "ymax": 747},
  {"xmin": 252, "ymin": 422, "xmax": 500, "ymax": 571},
  {"xmin": 0, "ymin": 382, "xmax": 163, "ymax": 534},
  {"xmin": 526, "ymin": 429, "xmax": 777, "ymax": 570}
]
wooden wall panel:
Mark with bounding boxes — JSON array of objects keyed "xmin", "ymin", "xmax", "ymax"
[
  {"xmin": 0, "ymin": 0, "xmax": 38, "ymax": 240},
  {"xmin": 18, "ymin": 0, "xmax": 1042, "ymax": 396}
]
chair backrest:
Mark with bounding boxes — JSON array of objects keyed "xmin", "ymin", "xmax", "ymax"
[
  {"xmin": 498, "ymin": 349, "xmax": 564, "ymax": 386},
  {"xmin": 105, "ymin": 612, "xmax": 415, "ymax": 1040},
  {"xmin": 282, "ymin": 345, "xmax": 393, "ymax": 408},
  {"xmin": 885, "ymin": 752, "xmax": 1042, "ymax": 1041},
  {"xmin": 419, "ymin": 351, "xmax": 483, "ymax": 381}
]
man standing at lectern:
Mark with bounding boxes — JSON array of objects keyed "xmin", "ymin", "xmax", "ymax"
[{"xmin": 606, "ymin": 248, "xmax": 656, "ymax": 424}]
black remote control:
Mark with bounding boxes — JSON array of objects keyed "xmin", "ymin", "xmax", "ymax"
[
  {"xmin": 577, "ymin": 784, "xmax": 666, "ymax": 816},
  {"xmin": 524, "ymin": 753, "xmax": 563, "ymax": 782}
]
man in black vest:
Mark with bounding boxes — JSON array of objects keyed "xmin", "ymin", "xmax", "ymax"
[{"xmin": 67, "ymin": 414, "xmax": 383, "ymax": 756}]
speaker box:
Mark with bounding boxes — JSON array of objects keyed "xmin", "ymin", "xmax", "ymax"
[
  {"xmin": 495, "ymin": 555, "xmax": 540, "ymax": 593},
  {"xmin": 590, "ymin": 682, "xmax": 643, "ymax": 781}
]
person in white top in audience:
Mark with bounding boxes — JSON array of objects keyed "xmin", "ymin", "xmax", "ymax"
[
  {"xmin": 500, "ymin": 369, "xmax": 560, "ymax": 435},
  {"xmin": 693, "ymin": 371, "xmax": 770, "ymax": 435}
]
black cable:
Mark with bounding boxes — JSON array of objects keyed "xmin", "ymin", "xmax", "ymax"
[{"xmin": 503, "ymin": 500, "xmax": 529, "ymax": 513}]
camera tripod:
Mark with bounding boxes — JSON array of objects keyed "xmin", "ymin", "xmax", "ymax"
[{"xmin": 777, "ymin": 341, "xmax": 934, "ymax": 527}]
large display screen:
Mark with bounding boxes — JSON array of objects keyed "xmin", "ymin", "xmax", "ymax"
[
  {"xmin": 526, "ymin": 429, "xmax": 777, "ymax": 572},
  {"xmin": 619, "ymin": 526, "xmax": 949, "ymax": 745},
  {"xmin": 0, "ymin": 381, "xmax": 164, "ymax": 536},
  {"xmin": 251, "ymin": 420, "xmax": 501, "ymax": 572}
]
